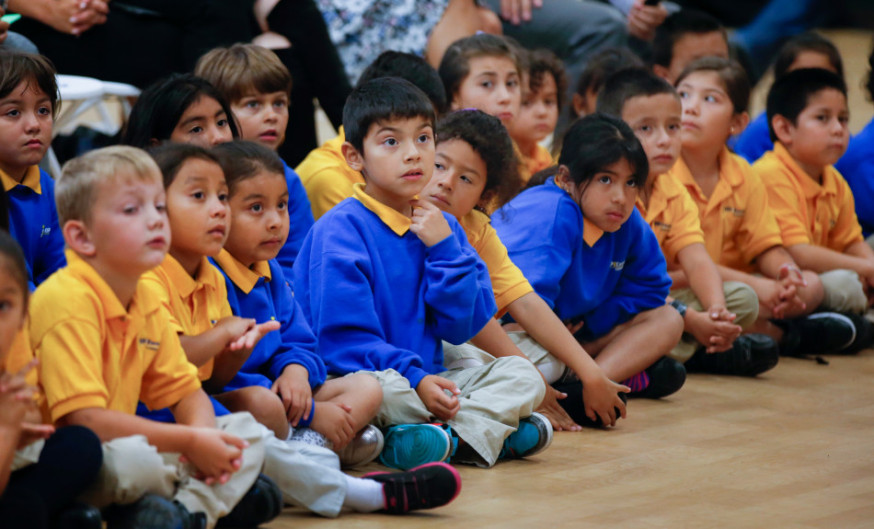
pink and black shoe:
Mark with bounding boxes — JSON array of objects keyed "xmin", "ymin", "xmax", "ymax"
[{"xmin": 363, "ymin": 462, "xmax": 462, "ymax": 514}]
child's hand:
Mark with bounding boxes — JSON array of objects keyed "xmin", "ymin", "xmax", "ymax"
[
  {"xmin": 309, "ymin": 401, "xmax": 356, "ymax": 449},
  {"xmin": 580, "ymin": 372, "xmax": 629, "ymax": 427},
  {"xmin": 180, "ymin": 428, "xmax": 248, "ymax": 485},
  {"xmin": 272, "ymin": 364, "xmax": 313, "ymax": 426},
  {"xmin": 536, "ymin": 386, "xmax": 580, "ymax": 432},
  {"xmin": 17, "ymin": 423, "xmax": 55, "ymax": 449},
  {"xmin": 753, "ymin": 277, "xmax": 802, "ymax": 319},
  {"xmin": 627, "ymin": 0, "xmax": 668, "ymax": 40},
  {"xmin": 409, "ymin": 199, "xmax": 452, "ymax": 247},
  {"xmin": 416, "ymin": 375, "xmax": 460, "ymax": 421},
  {"xmin": 0, "ymin": 360, "xmax": 39, "ymax": 433},
  {"xmin": 685, "ymin": 308, "xmax": 742, "ymax": 354},
  {"xmin": 227, "ymin": 320, "xmax": 281, "ymax": 351}
]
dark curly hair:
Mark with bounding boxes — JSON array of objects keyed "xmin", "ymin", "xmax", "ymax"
[
  {"xmin": 526, "ymin": 48, "xmax": 568, "ymax": 111},
  {"xmin": 436, "ymin": 110, "xmax": 521, "ymax": 211}
]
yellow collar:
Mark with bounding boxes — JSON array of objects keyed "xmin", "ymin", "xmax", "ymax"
[
  {"xmin": 0, "ymin": 165, "xmax": 42, "ymax": 194},
  {"xmin": 213, "ymin": 249, "xmax": 272, "ymax": 295},
  {"xmin": 65, "ymin": 250, "xmax": 160, "ymax": 320},
  {"xmin": 582, "ymin": 217, "xmax": 604, "ymax": 247},
  {"xmin": 773, "ymin": 142, "xmax": 838, "ymax": 199},
  {"xmin": 352, "ymin": 183, "xmax": 412, "ymax": 236},
  {"xmin": 160, "ymin": 255, "xmax": 217, "ymax": 299}
]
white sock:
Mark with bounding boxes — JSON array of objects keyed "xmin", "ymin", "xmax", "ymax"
[{"xmin": 342, "ymin": 475, "xmax": 385, "ymax": 512}]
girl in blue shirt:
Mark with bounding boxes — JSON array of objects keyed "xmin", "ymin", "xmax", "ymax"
[{"xmin": 492, "ymin": 113, "xmax": 686, "ymax": 399}]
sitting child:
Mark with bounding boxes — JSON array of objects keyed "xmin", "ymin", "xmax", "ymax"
[{"xmin": 651, "ymin": 9, "xmax": 730, "ymax": 85}]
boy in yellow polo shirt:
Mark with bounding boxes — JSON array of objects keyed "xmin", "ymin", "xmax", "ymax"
[
  {"xmin": 597, "ymin": 67, "xmax": 776, "ymax": 376},
  {"xmin": 754, "ymin": 68, "xmax": 874, "ymax": 349},
  {"xmin": 27, "ymin": 146, "xmax": 279, "ymax": 529},
  {"xmin": 296, "ymin": 51, "xmax": 448, "ymax": 220}
]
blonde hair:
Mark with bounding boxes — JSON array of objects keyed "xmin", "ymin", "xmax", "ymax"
[
  {"xmin": 56, "ymin": 146, "xmax": 161, "ymax": 225},
  {"xmin": 194, "ymin": 44, "xmax": 292, "ymax": 104}
]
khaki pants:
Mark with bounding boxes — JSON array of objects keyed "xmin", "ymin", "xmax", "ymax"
[
  {"xmin": 443, "ymin": 333, "xmax": 573, "ymax": 385},
  {"xmin": 669, "ymin": 281, "xmax": 759, "ymax": 363},
  {"xmin": 364, "ymin": 356, "xmax": 545, "ymax": 468},
  {"xmin": 819, "ymin": 269, "xmax": 867, "ymax": 314}
]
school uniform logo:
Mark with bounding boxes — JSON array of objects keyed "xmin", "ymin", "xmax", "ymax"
[
  {"xmin": 610, "ymin": 260, "xmax": 625, "ymax": 271},
  {"xmin": 138, "ymin": 338, "xmax": 161, "ymax": 351},
  {"xmin": 723, "ymin": 206, "xmax": 745, "ymax": 217},
  {"xmin": 40, "ymin": 225, "xmax": 51, "ymax": 238}
]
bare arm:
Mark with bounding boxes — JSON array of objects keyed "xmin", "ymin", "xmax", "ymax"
[
  {"xmin": 675, "ymin": 243, "xmax": 726, "ymax": 310},
  {"xmin": 788, "ymin": 242, "xmax": 874, "ymax": 277}
]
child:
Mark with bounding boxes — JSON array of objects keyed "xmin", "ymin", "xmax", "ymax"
[
  {"xmin": 508, "ymin": 49, "xmax": 565, "ymax": 176},
  {"xmin": 596, "ymin": 67, "xmax": 777, "ymax": 376},
  {"xmin": 734, "ymin": 32, "xmax": 844, "ymax": 163},
  {"xmin": 672, "ymin": 57, "xmax": 859, "ymax": 357},
  {"xmin": 210, "ymin": 140, "xmax": 385, "ymax": 466},
  {"xmin": 569, "ymin": 46, "xmax": 645, "ymax": 120},
  {"xmin": 0, "ymin": 51, "xmax": 65, "ymax": 290},
  {"xmin": 421, "ymin": 109, "xmax": 628, "ymax": 428},
  {"xmin": 293, "ymin": 77, "xmax": 549, "ymax": 470},
  {"xmin": 194, "ymin": 44, "xmax": 315, "ymax": 272},
  {"xmin": 754, "ymin": 68, "xmax": 874, "ymax": 335},
  {"xmin": 0, "ymin": 231, "xmax": 103, "ymax": 529},
  {"xmin": 29, "ymin": 146, "xmax": 278, "ymax": 529},
  {"xmin": 121, "ymin": 74, "xmax": 240, "ymax": 149},
  {"xmin": 651, "ymin": 10, "xmax": 730, "ymax": 85},
  {"xmin": 296, "ymin": 50, "xmax": 448, "ymax": 221},
  {"xmin": 492, "ymin": 114, "xmax": 686, "ymax": 399}
]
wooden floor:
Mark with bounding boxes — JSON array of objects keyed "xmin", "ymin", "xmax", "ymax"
[{"xmin": 264, "ymin": 349, "xmax": 874, "ymax": 529}]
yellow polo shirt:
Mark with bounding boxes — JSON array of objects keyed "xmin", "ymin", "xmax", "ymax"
[
  {"xmin": 141, "ymin": 255, "xmax": 233, "ymax": 381},
  {"xmin": 635, "ymin": 173, "xmax": 705, "ymax": 267},
  {"xmin": 669, "ymin": 148, "xmax": 783, "ymax": 272},
  {"xmin": 30, "ymin": 251, "xmax": 200, "ymax": 423},
  {"xmin": 523, "ymin": 144, "xmax": 555, "ymax": 180},
  {"xmin": 296, "ymin": 126, "xmax": 365, "ymax": 220},
  {"xmin": 460, "ymin": 209, "xmax": 534, "ymax": 316},
  {"xmin": 754, "ymin": 142, "xmax": 863, "ymax": 252}
]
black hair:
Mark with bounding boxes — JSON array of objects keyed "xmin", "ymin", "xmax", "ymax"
[
  {"xmin": 0, "ymin": 50, "xmax": 60, "ymax": 118},
  {"xmin": 212, "ymin": 140, "xmax": 285, "ymax": 195},
  {"xmin": 772, "ymin": 32, "xmax": 844, "ymax": 80},
  {"xmin": 121, "ymin": 74, "xmax": 240, "ymax": 148},
  {"xmin": 342, "ymin": 77, "xmax": 435, "ymax": 154},
  {"xmin": 868, "ymin": 39, "xmax": 874, "ymax": 102},
  {"xmin": 0, "ymin": 230, "xmax": 29, "ymax": 303},
  {"xmin": 574, "ymin": 47, "xmax": 645, "ymax": 103},
  {"xmin": 439, "ymin": 33, "xmax": 523, "ymax": 101},
  {"xmin": 596, "ymin": 68, "xmax": 677, "ymax": 118},
  {"xmin": 526, "ymin": 48, "xmax": 568, "ymax": 111},
  {"xmin": 545, "ymin": 113, "xmax": 648, "ymax": 191},
  {"xmin": 148, "ymin": 142, "xmax": 222, "ymax": 189},
  {"xmin": 358, "ymin": 51, "xmax": 448, "ymax": 115},
  {"xmin": 676, "ymin": 56, "xmax": 750, "ymax": 113},
  {"xmin": 766, "ymin": 68, "xmax": 847, "ymax": 142},
  {"xmin": 652, "ymin": 10, "xmax": 727, "ymax": 68},
  {"xmin": 436, "ymin": 110, "xmax": 521, "ymax": 211}
]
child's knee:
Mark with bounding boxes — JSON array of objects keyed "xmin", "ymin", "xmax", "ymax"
[
  {"xmin": 344, "ymin": 373, "xmax": 384, "ymax": 416},
  {"xmin": 723, "ymin": 281, "xmax": 759, "ymax": 329},
  {"xmin": 235, "ymin": 386, "xmax": 289, "ymax": 439},
  {"xmin": 819, "ymin": 269, "xmax": 867, "ymax": 313},
  {"xmin": 642, "ymin": 304, "xmax": 685, "ymax": 340},
  {"xmin": 798, "ymin": 270, "xmax": 825, "ymax": 310}
]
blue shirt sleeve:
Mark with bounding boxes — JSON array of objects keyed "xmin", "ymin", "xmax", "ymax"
[
  {"xmin": 276, "ymin": 162, "xmax": 316, "ymax": 276},
  {"xmin": 733, "ymin": 113, "xmax": 773, "ymax": 164}
]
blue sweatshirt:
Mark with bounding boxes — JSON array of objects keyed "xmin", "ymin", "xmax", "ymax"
[
  {"xmin": 292, "ymin": 185, "xmax": 497, "ymax": 388},
  {"xmin": 492, "ymin": 177, "xmax": 671, "ymax": 341},
  {"xmin": 836, "ymin": 117, "xmax": 874, "ymax": 237},
  {"xmin": 211, "ymin": 250, "xmax": 326, "ymax": 391},
  {"xmin": 1, "ymin": 166, "xmax": 65, "ymax": 290},
  {"xmin": 276, "ymin": 159, "xmax": 316, "ymax": 277},
  {"xmin": 732, "ymin": 112, "xmax": 773, "ymax": 164}
]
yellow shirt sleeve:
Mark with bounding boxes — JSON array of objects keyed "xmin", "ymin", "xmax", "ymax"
[
  {"xmin": 830, "ymin": 174, "xmax": 864, "ymax": 251},
  {"xmin": 139, "ymin": 315, "xmax": 202, "ymax": 412},
  {"xmin": 468, "ymin": 213, "xmax": 534, "ymax": 315},
  {"xmin": 302, "ymin": 167, "xmax": 359, "ymax": 220},
  {"xmin": 660, "ymin": 190, "xmax": 705, "ymax": 265},
  {"xmin": 736, "ymin": 170, "xmax": 784, "ymax": 265},
  {"xmin": 140, "ymin": 269, "xmax": 184, "ymax": 335},
  {"xmin": 757, "ymin": 165, "xmax": 812, "ymax": 247}
]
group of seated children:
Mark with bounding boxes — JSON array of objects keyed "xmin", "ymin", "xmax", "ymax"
[{"xmin": 2, "ymin": 8, "xmax": 874, "ymax": 529}]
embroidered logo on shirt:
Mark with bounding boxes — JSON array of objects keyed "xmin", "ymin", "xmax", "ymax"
[
  {"xmin": 723, "ymin": 206, "xmax": 745, "ymax": 217},
  {"xmin": 653, "ymin": 221, "xmax": 672, "ymax": 232},
  {"xmin": 40, "ymin": 225, "xmax": 51, "ymax": 238},
  {"xmin": 138, "ymin": 338, "xmax": 160, "ymax": 350},
  {"xmin": 610, "ymin": 260, "xmax": 625, "ymax": 271}
]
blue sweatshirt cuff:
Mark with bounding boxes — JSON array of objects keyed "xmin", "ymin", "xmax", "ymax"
[
  {"xmin": 404, "ymin": 367, "xmax": 430, "ymax": 389},
  {"xmin": 425, "ymin": 232, "xmax": 463, "ymax": 260}
]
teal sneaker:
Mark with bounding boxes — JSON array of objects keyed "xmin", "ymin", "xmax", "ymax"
[
  {"xmin": 379, "ymin": 424, "xmax": 453, "ymax": 470},
  {"xmin": 500, "ymin": 412, "xmax": 553, "ymax": 460}
]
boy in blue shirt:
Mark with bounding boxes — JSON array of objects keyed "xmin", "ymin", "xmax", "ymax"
[
  {"xmin": 0, "ymin": 51, "xmax": 65, "ymax": 289},
  {"xmin": 294, "ymin": 77, "xmax": 549, "ymax": 470}
]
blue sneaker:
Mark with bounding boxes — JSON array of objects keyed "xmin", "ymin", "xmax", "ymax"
[
  {"xmin": 500, "ymin": 412, "xmax": 553, "ymax": 460},
  {"xmin": 379, "ymin": 424, "xmax": 452, "ymax": 470}
]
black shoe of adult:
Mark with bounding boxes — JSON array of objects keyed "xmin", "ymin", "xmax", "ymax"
[
  {"xmin": 217, "ymin": 474, "xmax": 283, "ymax": 528},
  {"xmin": 627, "ymin": 357, "xmax": 686, "ymax": 399},
  {"xmin": 104, "ymin": 494, "xmax": 196, "ymax": 529},
  {"xmin": 778, "ymin": 312, "xmax": 856, "ymax": 357},
  {"xmin": 552, "ymin": 380, "xmax": 628, "ymax": 427},
  {"xmin": 685, "ymin": 334, "xmax": 779, "ymax": 377},
  {"xmin": 53, "ymin": 503, "xmax": 102, "ymax": 529}
]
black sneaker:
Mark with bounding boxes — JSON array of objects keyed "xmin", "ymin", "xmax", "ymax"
[
  {"xmin": 778, "ymin": 312, "xmax": 856, "ymax": 357},
  {"xmin": 685, "ymin": 334, "xmax": 779, "ymax": 377},
  {"xmin": 104, "ymin": 494, "xmax": 197, "ymax": 529},
  {"xmin": 217, "ymin": 474, "xmax": 282, "ymax": 528},
  {"xmin": 54, "ymin": 503, "xmax": 102, "ymax": 529},
  {"xmin": 840, "ymin": 312, "xmax": 874, "ymax": 355},
  {"xmin": 627, "ymin": 357, "xmax": 686, "ymax": 399},
  {"xmin": 552, "ymin": 380, "xmax": 627, "ymax": 427},
  {"xmin": 363, "ymin": 462, "xmax": 462, "ymax": 514}
]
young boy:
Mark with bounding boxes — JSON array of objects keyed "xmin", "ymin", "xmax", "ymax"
[
  {"xmin": 194, "ymin": 43, "xmax": 314, "ymax": 272},
  {"xmin": 0, "ymin": 51, "xmax": 65, "ymax": 290},
  {"xmin": 754, "ymin": 68, "xmax": 874, "ymax": 336},
  {"xmin": 295, "ymin": 50, "xmax": 448, "ymax": 221},
  {"xmin": 651, "ymin": 10, "xmax": 730, "ymax": 85},
  {"xmin": 28, "ymin": 146, "xmax": 276, "ymax": 529},
  {"xmin": 597, "ymin": 67, "xmax": 777, "ymax": 376},
  {"xmin": 293, "ymin": 77, "xmax": 549, "ymax": 470},
  {"xmin": 508, "ymin": 49, "xmax": 564, "ymax": 176}
]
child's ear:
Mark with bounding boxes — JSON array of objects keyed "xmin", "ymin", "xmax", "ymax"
[
  {"xmin": 771, "ymin": 114, "xmax": 794, "ymax": 146},
  {"xmin": 341, "ymin": 142, "xmax": 365, "ymax": 172},
  {"xmin": 555, "ymin": 165, "xmax": 572, "ymax": 188},
  {"xmin": 730, "ymin": 111, "xmax": 750, "ymax": 137},
  {"xmin": 652, "ymin": 64, "xmax": 670, "ymax": 82},
  {"xmin": 63, "ymin": 220, "xmax": 97, "ymax": 258},
  {"xmin": 478, "ymin": 189, "xmax": 497, "ymax": 210}
]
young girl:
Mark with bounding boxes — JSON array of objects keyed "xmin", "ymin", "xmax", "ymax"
[
  {"xmin": 121, "ymin": 73, "xmax": 240, "ymax": 149},
  {"xmin": 421, "ymin": 110, "xmax": 628, "ymax": 429},
  {"xmin": 210, "ymin": 140, "xmax": 384, "ymax": 467},
  {"xmin": 492, "ymin": 113, "xmax": 686, "ymax": 400},
  {"xmin": 0, "ymin": 231, "xmax": 103, "ymax": 528},
  {"xmin": 672, "ymin": 57, "xmax": 854, "ymax": 357}
]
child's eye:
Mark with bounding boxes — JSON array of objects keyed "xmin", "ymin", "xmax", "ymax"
[
  {"xmin": 544, "ymin": 98, "xmax": 557, "ymax": 107},
  {"xmin": 277, "ymin": 201, "xmax": 288, "ymax": 211},
  {"xmin": 123, "ymin": 205, "xmax": 139, "ymax": 214},
  {"xmin": 217, "ymin": 119, "xmax": 229, "ymax": 128},
  {"xmin": 38, "ymin": 106, "xmax": 52, "ymax": 116},
  {"xmin": 598, "ymin": 176, "xmax": 612, "ymax": 184},
  {"xmin": 704, "ymin": 95, "xmax": 717, "ymax": 103},
  {"xmin": 435, "ymin": 162, "xmax": 445, "ymax": 171},
  {"xmin": 189, "ymin": 126, "xmax": 204, "ymax": 134},
  {"xmin": 668, "ymin": 122, "xmax": 681, "ymax": 132},
  {"xmin": 678, "ymin": 90, "xmax": 689, "ymax": 99},
  {"xmin": 274, "ymin": 100, "xmax": 287, "ymax": 109},
  {"xmin": 460, "ymin": 174, "xmax": 473, "ymax": 184},
  {"xmin": 480, "ymin": 80, "xmax": 494, "ymax": 89},
  {"xmin": 417, "ymin": 133, "xmax": 431, "ymax": 144},
  {"xmin": 5, "ymin": 109, "xmax": 19, "ymax": 117},
  {"xmin": 246, "ymin": 101, "xmax": 260, "ymax": 109},
  {"xmin": 507, "ymin": 78, "xmax": 519, "ymax": 88},
  {"xmin": 218, "ymin": 192, "xmax": 229, "ymax": 202},
  {"xmin": 383, "ymin": 138, "xmax": 397, "ymax": 146},
  {"xmin": 638, "ymin": 125, "xmax": 652, "ymax": 134},
  {"xmin": 626, "ymin": 179, "xmax": 638, "ymax": 188},
  {"xmin": 155, "ymin": 202, "xmax": 167, "ymax": 213},
  {"xmin": 0, "ymin": 300, "xmax": 11, "ymax": 312},
  {"xmin": 192, "ymin": 191, "xmax": 204, "ymax": 200},
  {"xmin": 250, "ymin": 203, "xmax": 263, "ymax": 213},
  {"xmin": 839, "ymin": 115, "xmax": 850, "ymax": 125}
]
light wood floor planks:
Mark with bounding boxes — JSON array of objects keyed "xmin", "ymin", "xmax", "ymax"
[{"xmin": 264, "ymin": 349, "xmax": 874, "ymax": 529}]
